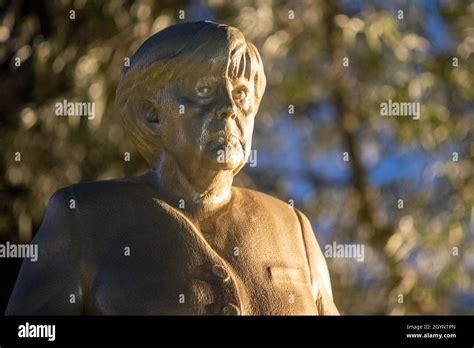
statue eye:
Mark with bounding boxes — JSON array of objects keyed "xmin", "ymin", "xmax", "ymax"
[
  {"xmin": 232, "ymin": 87, "xmax": 248, "ymax": 102},
  {"xmin": 195, "ymin": 85, "xmax": 214, "ymax": 98}
]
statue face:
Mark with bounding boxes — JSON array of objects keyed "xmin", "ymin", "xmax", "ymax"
[
  {"xmin": 117, "ymin": 22, "xmax": 266, "ymax": 169},
  {"xmin": 156, "ymin": 73, "xmax": 256, "ymax": 173}
]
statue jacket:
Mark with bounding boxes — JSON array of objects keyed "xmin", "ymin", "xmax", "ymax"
[{"xmin": 6, "ymin": 172, "xmax": 339, "ymax": 315}]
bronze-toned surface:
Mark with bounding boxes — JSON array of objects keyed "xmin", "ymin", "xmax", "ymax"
[{"xmin": 6, "ymin": 21, "xmax": 338, "ymax": 315}]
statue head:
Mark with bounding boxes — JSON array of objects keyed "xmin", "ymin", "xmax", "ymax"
[{"xmin": 116, "ymin": 21, "xmax": 266, "ymax": 176}]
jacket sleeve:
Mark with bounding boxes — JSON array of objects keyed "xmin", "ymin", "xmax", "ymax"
[
  {"xmin": 295, "ymin": 208, "xmax": 339, "ymax": 315},
  {"xmin": 5, "ymin": 186, "xmax": 84, "ymax": 315}
]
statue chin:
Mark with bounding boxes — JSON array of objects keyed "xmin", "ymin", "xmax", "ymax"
[{"xmin": 201, "ymin": 144, "xmax": 245, "ymax": 171}]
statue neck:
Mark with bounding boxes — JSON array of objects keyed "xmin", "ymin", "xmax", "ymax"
[{"xmin": 149, "ymin": 153, "xmax": 234, "ymax": 215}]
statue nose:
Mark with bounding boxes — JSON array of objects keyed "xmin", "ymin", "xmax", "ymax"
[{"xmin": 216, "ymin": 105, "xmax": 236, "ymax": 120}]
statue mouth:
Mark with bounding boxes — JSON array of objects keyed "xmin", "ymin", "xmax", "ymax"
[
  {"xmin": 209, "ymin": 130, "xmax": 242, "ymax": 147},
  {"xmin": 204, "ymin": 130, "xmax": 247, "ymax": 164}
]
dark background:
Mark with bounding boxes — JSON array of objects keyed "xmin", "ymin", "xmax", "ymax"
[{"xmin": 0, "ymin": 0, "xmax": 473, "ymax": 314}]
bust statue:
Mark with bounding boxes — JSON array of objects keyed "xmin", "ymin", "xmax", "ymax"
[{"xmin": 6, "ymin": 21, "xmax": 339, "ymax": 315}]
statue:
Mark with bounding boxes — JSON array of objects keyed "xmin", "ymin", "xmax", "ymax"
[{"xmin": 6, "ymin": 21, "xmax": 339, "ymax": 315}]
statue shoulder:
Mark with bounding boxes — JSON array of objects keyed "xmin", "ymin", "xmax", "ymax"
[
  {"xmin": 232, "ymin": 186, "xmax": 297, "ymax": 217},
  {"xmin": 55, "ymin": 175, "xmax": 149, "ymax": 205},
  {"xmin": 45, "ymin": 176, "xmax": 151, "ymax": 224}
]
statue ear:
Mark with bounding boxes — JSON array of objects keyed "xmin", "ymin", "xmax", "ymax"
[{"xmin": 140, "ymin": 98, "xmax": 161, "ymax": 134}]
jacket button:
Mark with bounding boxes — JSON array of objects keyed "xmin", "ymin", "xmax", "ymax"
[
  {"xmin": 222, "ymin": 304, "xmax": 240, "ymax": 315},
  {"xmin": 211, "ymin": 264, "xmax": 230, "ymax": 281}
]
